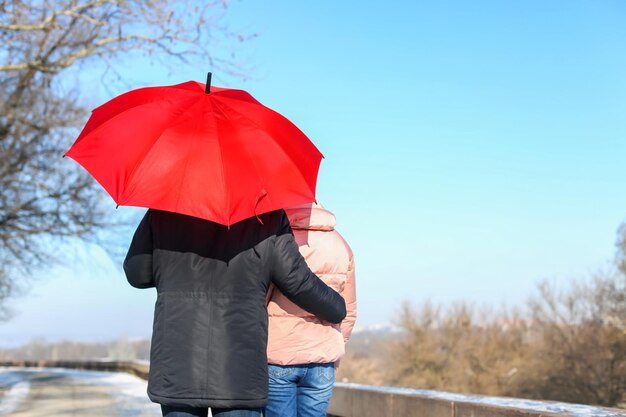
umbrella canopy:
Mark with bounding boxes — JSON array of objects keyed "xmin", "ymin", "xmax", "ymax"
[{"xmin": 65, "ymin": 76, "xmax": 323, "ymax": 226}]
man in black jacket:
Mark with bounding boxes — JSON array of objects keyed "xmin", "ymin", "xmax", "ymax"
[{"xmin": 124, "ymin": 208, "xmax": 346, "ymax": 417}]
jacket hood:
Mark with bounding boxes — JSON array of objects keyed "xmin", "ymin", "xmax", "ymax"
[{"xmin": 285, "ymin": 202, "xmax": 335, "ymax": 231}]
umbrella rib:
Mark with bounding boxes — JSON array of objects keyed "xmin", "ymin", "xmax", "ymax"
[
  {"xmin": 210, "ymin": 99, "xmax": 269, "ymax": 209},
  {"xmin": 208, "ymin": 98, "xmax": 230, "ymax": 226},
  {"xmin": 210, "ymin": 99, "xmax": 317, "ymax": 201},
  {"xmin": 171, "ymin": 119, "xmax": 199, "ymax": 216},
  {"xmin": 122, "ymin": 98, "xmax": 204, "ymax": 204}
]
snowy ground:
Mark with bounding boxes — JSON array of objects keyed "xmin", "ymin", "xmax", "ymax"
[{"xmin": 0, "ymin": 367, "xmax": 161, "ymax": 416}]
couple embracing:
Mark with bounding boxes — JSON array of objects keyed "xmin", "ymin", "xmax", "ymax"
[{"xmin": 124, "ymin": 202, "xmax": 356, "ymax": 417}]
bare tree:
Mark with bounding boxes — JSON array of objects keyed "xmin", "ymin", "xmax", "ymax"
[
  {"xmin": 520, "ymin": 274, "xmax": 626, "ymax": 407},
  {"xmin": 386, "ymin": 301, "xmax": 530, "ymax": 396},
  {"xmin": 0, "ymin": 0, "xmax": 251, "ymax": 314}
]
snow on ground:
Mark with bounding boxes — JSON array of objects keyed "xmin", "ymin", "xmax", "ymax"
[
  {"xmin": 0, "ymin": 367, "xmax": 161, "ymax": 417},
  {"xmin": 0, "ymin": 370, "xmax": 31, "ymax": 416},
  {"xmin": 57, "ymin": 368, "xmax": 161, "ymax": 416},
  {"xmin": 336, "ymin": 383, "xmax": 626, "ymax": 417}
]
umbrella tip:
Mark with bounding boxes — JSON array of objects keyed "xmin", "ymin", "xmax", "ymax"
[{"xmin": 205, "ymin": 72, "xmax": 212, "ymax": 94}]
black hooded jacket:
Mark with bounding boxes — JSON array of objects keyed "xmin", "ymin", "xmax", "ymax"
[{"xmin": 124, "ymin": 209, "xmax": 346, "ymax": 408}]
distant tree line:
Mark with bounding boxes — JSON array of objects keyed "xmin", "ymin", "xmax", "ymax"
[{"xmin": 0, "ymin": 336, "xmax": 150, "ymax": 362}]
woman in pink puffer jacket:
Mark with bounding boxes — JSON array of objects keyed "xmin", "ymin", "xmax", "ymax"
[{"xmin": 264, "ymin": 203, "xmax": 357, "ymax": 417}]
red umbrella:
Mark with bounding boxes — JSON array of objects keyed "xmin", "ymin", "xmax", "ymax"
[{"xmin": 65, "ymin": 74, "xmax": 323, "ymax": 226}]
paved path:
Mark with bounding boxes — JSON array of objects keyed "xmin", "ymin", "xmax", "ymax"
[{"xmin": 0, "ymin": 368, "xmax": 161, "ymax": 417}]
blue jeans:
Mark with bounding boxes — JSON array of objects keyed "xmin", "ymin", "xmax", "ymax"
[
  {"xmin": 161, "ymin": 405, "xmax": 262, "ymax": 417},
  {"xmin": 265, "ymin": 363, "xmax": 335, "ymax": 417}
]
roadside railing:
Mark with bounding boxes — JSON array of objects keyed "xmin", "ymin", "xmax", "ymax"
[
  {"xmin": 2, "ymin": 361, "xmax": 625, "ymax": 417},
  {"xmin": 327, "ymin": 383, "xmax": 626, "ymax": 417}
]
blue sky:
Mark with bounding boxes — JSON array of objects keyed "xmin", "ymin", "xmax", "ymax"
[{"xmin": 2, "ymin": 0, "xmax": 626, "ymax": 345}]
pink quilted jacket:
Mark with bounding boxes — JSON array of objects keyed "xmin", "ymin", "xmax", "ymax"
[{"xmin": 266, "ymin": 203, "xmax": 357, "ymax": 365}]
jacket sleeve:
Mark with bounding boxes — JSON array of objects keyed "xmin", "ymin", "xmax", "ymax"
[
  {"xmin": 123, "ymin": 210, "xmax": 155, "ymax": 289},
  {"xmin": 270, "ymin": 212, "xmax": 347, "ymax": 324},
  {"xmin": 340, "ymin": 255, "xmax": 357, "ymax": 343}
]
